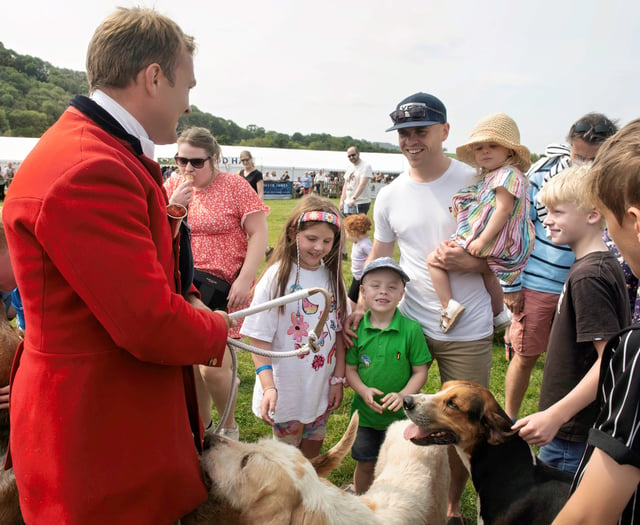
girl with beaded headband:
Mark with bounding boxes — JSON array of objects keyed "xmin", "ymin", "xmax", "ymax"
[{"xmin": 240, "ymin": 194, "xmax": 347, "ymax": 458}]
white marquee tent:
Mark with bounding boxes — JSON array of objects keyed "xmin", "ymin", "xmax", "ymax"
[{"xmin": 0, "ymin": 137, "xmax": 408, "ymax": 179}]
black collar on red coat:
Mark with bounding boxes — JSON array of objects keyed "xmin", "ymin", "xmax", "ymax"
[{"xmin": 69, "ymin": 95, "xmax": 144, "ymax": 156}]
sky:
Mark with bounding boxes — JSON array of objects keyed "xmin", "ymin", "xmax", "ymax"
[{"xmin": 2, "ymin": 0, "xmax": 639, "ymax": 155}]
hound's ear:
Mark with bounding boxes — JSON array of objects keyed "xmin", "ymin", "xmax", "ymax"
[
  {"xmin": 239, "ymin": 480, "xmax": 302, "ymax": 524},
  {"xmin": 240, "ymin": 497, "xmax": 302, "ymax": 525},
  {"xmin": 484, "ymin": 407, "xmax": 517, "ymax": 445},
  {"xmin": 290, "ymin": 504, "xmax": 331, "ymax": 525}
]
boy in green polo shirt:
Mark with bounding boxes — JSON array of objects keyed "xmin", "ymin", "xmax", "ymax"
[{"xmin": 345, "ymin": 257, "xmax": 431, "ymax": 494}]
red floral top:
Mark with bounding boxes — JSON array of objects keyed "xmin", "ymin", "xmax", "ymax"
[{"xmin": 165, "ymin": 171, "xmax": 269, "ymax": 335}]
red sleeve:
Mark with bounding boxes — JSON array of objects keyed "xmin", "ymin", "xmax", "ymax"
[{"xmin": 36, "ymin": 156, "xmax": 227, "ymax": 366}]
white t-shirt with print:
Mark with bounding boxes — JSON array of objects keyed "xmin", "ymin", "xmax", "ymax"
[{"xmin": 241, "ymin": 263, "xmax": 341, "ymax": 423}]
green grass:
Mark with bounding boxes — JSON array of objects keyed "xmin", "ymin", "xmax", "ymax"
[{"xmin": 214, "ymin": 198, "xmax": 545, "ymax": 524}]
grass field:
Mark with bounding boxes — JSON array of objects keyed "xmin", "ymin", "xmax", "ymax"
[{"xmin": 214, "ymin": 197, "xmax": 545, "ymax": 524}]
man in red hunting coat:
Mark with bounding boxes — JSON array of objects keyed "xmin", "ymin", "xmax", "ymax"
[{"xmin": 2, "ymin": 7, "xmax": 231, "ymax": 524}]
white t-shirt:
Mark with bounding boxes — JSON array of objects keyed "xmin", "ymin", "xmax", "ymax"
[
  {"xmin": 240, "ymin": 263, "xmax": 341, "ymax": 423},
  {"xmin": 344, "ymin": 159, "xmax": 373, "ymax": 205},
  {"xmin": 374, "ymin": 159, "xmax": 492, "ymax": 341},
  {"xmin": 351, "ymin": 237, "xmax": 373, "ymax": 280}
]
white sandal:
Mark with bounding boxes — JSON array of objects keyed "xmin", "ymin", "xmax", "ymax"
[{"xmin": 440, "ymin": 299, "xmax": 465, "ymax": 333}]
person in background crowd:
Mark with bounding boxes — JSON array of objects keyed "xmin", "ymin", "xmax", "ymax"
[
  {"xmin": 343, "ymin": 213, "xmax": 373, "ymax": 311},
  {"xmin": 341, "ymin": 146, "xmax": 374, "ymax": 259},
  {"xmin": 340, "ymin": 146, "xmax": 373, "ymax": 216},
  {"xmin": 238, "ymin": 150, "xmax": 264, "ymax": 200},
  {"xmin": 314, "ymin": 169, "xmax": 326, "ymax": 194}
]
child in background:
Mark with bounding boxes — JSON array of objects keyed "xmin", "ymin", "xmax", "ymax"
[
  {"xmin": 427, "ymin": 113, "xmax": 534, "ymax": 333},
  {"xmin": 345, "ymin": 257, "xmax": 430, "ymax": 494},
  {"xmin": 241, "ymin": 195, "xmax": 348, "ymax": 459},
  {"xmin": 343, "ymin": 213, "xmax": 373, "ymax": 311},
  {"xmin": 513, "ymin": 164, "xmax": 630, "ymax": 474}
]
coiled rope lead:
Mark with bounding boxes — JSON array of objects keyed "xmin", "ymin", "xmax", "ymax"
[{"xmin": 212, "ymin": 287, "xmax": 331, "ymax": 436}]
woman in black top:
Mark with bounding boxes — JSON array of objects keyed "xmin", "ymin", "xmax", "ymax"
[{"xmin": 239, "ymin": 150, "xmax": 264, "ymax": 200}]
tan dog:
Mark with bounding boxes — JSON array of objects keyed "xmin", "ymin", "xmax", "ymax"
[
  {"xmin": 191, "ymin": 413, "xmax": 449, "ymax": 525},
  {"xmin": 403, "ymin": 381, "xmax": 571, "ymax": 525},
  {"xmin": 364, "ymin": 419, "xmax": 449, "ymax": 525},
  {"xmin": 0, "ymin": 315, "xmax": 23, "ymax": 524}
]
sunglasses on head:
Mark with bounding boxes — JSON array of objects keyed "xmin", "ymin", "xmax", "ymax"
[
  {"xmin": 174, "ymin": 155, "xmax": 211, "ymax": 169},
  {"xmin": 389, "ymin": 102, "xmax": 446, "ymax": 125},
  {"xmin": 573, "ymin": 121, "xmax": 616, "ymax": 140}
]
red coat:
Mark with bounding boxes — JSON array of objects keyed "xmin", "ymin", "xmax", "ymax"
[{"xmin": 3, "ymin": 103, "xmax": 228, "ymax": 524}]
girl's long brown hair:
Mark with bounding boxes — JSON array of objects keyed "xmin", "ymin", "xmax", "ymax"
[{"xmin": 262, "ymin": 194, "xmax": 347, "ymax": 320}]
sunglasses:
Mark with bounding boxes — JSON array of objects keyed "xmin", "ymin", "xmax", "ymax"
[
  {"xmin": 572, "ymin": 121, "xmax": 616, "ymax": 140},
  {"xmin": 347, "ymin": 153, "xmax": 358, "ymax": 158},
  {"xmin": 174, "ymin": 155, "xmax": 211, "ymax": 169},
  {"xmin": 240, "ymin": 158, "xmax": 251, "ymax": 163},
  {"xmin": 389, "ymin": 102, "xmax": 446, "ymax": 125}
]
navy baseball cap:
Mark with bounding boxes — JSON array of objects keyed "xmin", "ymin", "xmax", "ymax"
[
  {"xmin": 361, "ymin": 257, "xmax": 410, "ymax": 284},
  {"xmin": 386, "ymin": 92, "xmax": 447, "ymax": 132}
]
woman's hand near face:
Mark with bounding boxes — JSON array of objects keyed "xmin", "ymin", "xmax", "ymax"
[{"xmin": 169, "ymin": 180, "xmax": 194, "ymax": 208}]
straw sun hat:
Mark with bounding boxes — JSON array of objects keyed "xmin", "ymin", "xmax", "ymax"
[{"xmin": 456, "ymin": 113, "xmax": 531, "ymax": 172}]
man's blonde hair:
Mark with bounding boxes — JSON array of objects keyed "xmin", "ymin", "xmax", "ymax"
[
  {"xmin": 86, "ymin": 7, "xmax": 195, "ymax": 91},
  {"xmin": 538, "ymin": 165, "xmax": 605, "ymax": 228}
]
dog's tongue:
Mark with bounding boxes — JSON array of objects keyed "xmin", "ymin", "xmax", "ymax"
[{"xmin": 403, "ymin": 422, "xmax": 430, "ymax": 441}]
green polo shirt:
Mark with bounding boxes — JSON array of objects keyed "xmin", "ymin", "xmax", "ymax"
[{"xmin": 346, "ymin": 308, "xmax": 431, "ymax": 429}]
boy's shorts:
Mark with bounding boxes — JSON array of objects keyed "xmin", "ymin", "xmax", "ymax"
[
  {"xmin": 351, "ymin": 425, "xmax": 387, "ymax": 462},
  {"xmin": 538, "ymin": 436, "xmax": 586, "ymax": 474},
  {"xmin": 273, "ymin": 411, "xmax": 329, "ymax": 447},
  {"xmin": 510, "ymin": 288, "xmax": 559, "ymax": 357}
]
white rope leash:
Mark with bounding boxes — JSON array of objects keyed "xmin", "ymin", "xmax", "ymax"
[{"xmin": 213, "ymin": 287, "xmax": 331, "ymax": 435}]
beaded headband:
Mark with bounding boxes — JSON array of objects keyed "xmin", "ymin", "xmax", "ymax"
[{"xmin": 298, "ymin": 211, "xmax": 341, "ymax": 229}]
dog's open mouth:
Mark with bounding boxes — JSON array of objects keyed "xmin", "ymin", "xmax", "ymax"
[{"xmin": 403, "ymin": 421, "xmax": 458, "ymax": 446}]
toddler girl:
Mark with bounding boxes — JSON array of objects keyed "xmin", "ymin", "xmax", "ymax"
[
  {"xmin": 343, "ymin": 213, "xmax": 373, "ymax": 311},
  {"xmin": 427, "ymin": 113, "xmax": 534, "ymax": 333},
  {"xmin": 240, "ymin": 195, "xmax": 348, "ymax": 458}
]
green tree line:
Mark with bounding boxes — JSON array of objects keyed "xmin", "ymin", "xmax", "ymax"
[{"xmin": 0, "ymin": 42, "xmax": 398, "ymax": 153}]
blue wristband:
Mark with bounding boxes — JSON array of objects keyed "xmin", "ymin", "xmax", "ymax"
[{"xmin": 256, "ymin": 365, "xmax": 273, "ymax": 375}]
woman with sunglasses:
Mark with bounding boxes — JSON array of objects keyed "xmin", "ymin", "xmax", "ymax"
[
  {"xmin": 238, "ymin": 150, "xmax": 264, "ymax": 200},
  {"xmin": 164, "ymin": 127, "xmax": 269, "ymax": 440}
]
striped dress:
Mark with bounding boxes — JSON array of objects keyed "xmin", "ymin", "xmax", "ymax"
[{"xmin": 452, "ymin": 166, "xmax": 534, "ymax": 284}]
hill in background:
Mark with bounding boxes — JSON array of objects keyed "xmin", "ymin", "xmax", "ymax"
[{"xmin": 0, "ymin": 42, "xmax": 398, "ymax": 153}]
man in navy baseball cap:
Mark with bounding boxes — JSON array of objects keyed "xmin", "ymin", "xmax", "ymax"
[{"xmin": 345, "ymin": 91, "xmax": 495, "ymax": 524}]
